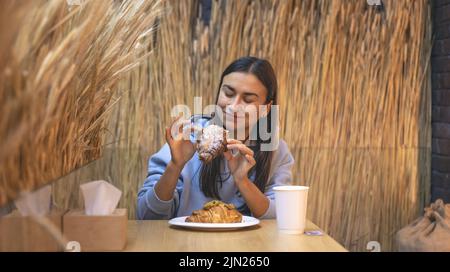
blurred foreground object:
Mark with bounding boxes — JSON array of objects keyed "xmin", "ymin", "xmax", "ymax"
[
  {"xmin": 0, "ymin": 0, "xmax": 161, "ymax": 206},
  {"xmin": 396, "ymin": 199, "xmax": 450, "ymax": 252}
]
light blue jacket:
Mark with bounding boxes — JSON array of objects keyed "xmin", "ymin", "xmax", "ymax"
[{"xmin": 137, "ymin": 118, "xmax": 294, "ymax": 220}]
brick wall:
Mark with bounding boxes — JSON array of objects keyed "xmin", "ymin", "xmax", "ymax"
[{"xmin": 432, "ymin": 0, "xmax": 450, "ymax": 202}]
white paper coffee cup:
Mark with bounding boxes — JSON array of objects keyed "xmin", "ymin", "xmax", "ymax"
[{"xmin": 274, "ymin": 185, "xmax": 309, "ymax": 234}]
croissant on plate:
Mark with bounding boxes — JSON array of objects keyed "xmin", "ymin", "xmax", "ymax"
[{"xmin": 185, "ymin": 200, "xmax": 243, "ymax": 223}]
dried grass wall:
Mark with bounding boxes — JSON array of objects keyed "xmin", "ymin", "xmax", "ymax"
[{"xmin": 4, "ymin": 0, "xmax": 432, "ymax": 251}]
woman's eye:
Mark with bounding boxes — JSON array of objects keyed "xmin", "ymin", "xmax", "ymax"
[
  {"xmin": 244, "ymin": 97, "xmax": 257, "ymax": 104},
  {"xmin": 223, "ymin": 89, "xmax": 234, "ymax": 97}
]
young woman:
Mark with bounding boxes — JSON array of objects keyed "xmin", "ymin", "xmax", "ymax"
[{"xmin": 137, "ymin": 56, "xmax": 294, "ymax": 219}]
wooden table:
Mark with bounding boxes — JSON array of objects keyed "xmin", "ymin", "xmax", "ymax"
[{"xmin": 124, "ymin": 219, "xmax": 347, "ymax": 252}]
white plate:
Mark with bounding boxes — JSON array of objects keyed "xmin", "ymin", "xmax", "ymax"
[{"xmin": 168, "ymin": 216, "xmax": 260, "ymax": 231}]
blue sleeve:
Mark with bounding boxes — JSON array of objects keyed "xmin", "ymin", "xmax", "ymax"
[
  {"xmin": 136, "ymin": 143, "xmax": 184, "ymax": 219},
  {"xmin": 258, "ymin": 140, "xmax": 294, "ymax": 219}
]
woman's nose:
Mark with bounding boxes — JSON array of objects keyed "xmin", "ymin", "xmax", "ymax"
[{"xmin": 227, "ymin": 96, "xmax": 243, "ymax": 112}]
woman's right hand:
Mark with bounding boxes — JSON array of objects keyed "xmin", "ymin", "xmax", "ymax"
[{"xmin": 165, "ymin": 116, "xmax": 197, "ymax": 169}]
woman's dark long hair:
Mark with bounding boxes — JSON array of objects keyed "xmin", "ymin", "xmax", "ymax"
[{"xmin": 199, "ymin": 56, "xmax": 278, "ymax": 199}]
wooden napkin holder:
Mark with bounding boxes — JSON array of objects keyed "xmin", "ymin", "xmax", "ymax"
[
  {"xmin": 0, "ymin": 209, "xmax": 65, "ymax": 252},
  {"xmin": 62, "ymin": 208, "xmax": 127, "ymax": 251}
]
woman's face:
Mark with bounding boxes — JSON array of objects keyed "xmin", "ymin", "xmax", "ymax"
[{"xmin": 216, "ymin": 72, "xmax": 271, "ymax": 140}]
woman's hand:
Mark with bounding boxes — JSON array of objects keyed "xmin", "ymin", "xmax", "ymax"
[
  {"xmin": 224, "ymin": 139, "xmax": 270, "ymax": 218},
  {"xmin": 224, "ymin": 139, "xmax": 256, "ymax": 183},
  {"xmin": 165, "ymin": 116, "xmax": 197, "ymax": 169}
]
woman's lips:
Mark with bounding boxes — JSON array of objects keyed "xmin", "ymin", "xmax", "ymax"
[{"xmin": 223, "ymin": 112, "xmax": 247, "ymax": 119}]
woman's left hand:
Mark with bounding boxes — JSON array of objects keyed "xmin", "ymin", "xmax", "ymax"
[{"xmin": 224, "ymin": 139, "xmax": 256, "ymax": 184}]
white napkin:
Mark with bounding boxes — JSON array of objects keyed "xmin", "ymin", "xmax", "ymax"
[
  {"xmin": 14, "ymin": 185, "xmax": 52, "ymax": 216},
  {"xmin": 80, "ymin": 180, "xmax": 122, "ymax": 216}
]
